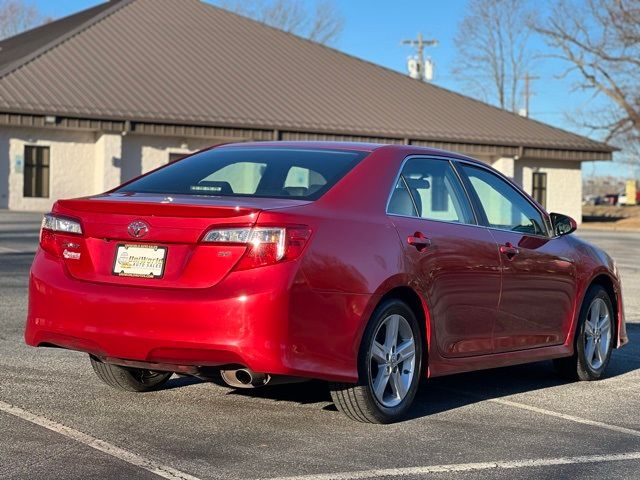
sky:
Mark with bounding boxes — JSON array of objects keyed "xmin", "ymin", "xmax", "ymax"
[{"xmin": 32, "ymin": 0, "xmax": 631, "ymax": 178}]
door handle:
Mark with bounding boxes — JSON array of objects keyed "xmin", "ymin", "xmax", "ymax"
[
  {"xmin": 407, "ymin": 232, "xmax": 431, "ymax": 252},
  {"xmin": 499, "ymin": 242, "xmax": 519, "ymax": 259}
]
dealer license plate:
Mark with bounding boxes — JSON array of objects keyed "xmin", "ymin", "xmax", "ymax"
[{"xmin": 112, "ymin": 244, "xmax": 167, "ymax": 279}]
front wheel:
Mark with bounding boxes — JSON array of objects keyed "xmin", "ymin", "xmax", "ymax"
[
  {"xmin": 554, "ymin": 285, "xmax": 614, "ymax": 381},
  {"xmin": 329, "ymin": 299, "xmax": 423, "ymax": 423},
  {"xmin": 90, "ymin": 357, "xmax": 172, "ymax": 392}
]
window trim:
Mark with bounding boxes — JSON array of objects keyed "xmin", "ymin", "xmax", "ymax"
[
  {"xmin": 532, "ymin": 171, "xmax": 547, "ymax": 209},
  {"xmin": 385, "ymin": 155, "xmax": 480, "ymax": 227},
  {"xmin": 452, "ymin": 158, "xmax": 552, "ymax": 238},
  {"xmin": 23, "ymin": 144, "xmax": 51, "ymax": 199}
]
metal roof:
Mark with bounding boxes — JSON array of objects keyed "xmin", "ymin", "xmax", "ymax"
[{"xmin": 0, "ymin": 0, "xmax": 613, "ymax": 158}]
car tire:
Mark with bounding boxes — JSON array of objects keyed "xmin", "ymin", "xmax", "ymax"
[
  {"xmin": 554, "ymin": 285, "xmax": 614, "ymax": 381},
  {"xmin": 329, "ymin": 299, "xmax": 423, "ymax": 424},
  {"xmin": 90, "ymin": 356, "xmax": 172, "ymax": 392}
]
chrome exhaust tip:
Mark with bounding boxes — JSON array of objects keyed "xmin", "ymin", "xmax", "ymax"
[{"xmin": 220, "ymin": 368, "xmax": 269, "ymax": 388}]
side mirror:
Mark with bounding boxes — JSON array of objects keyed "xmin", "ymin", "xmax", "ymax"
[{"xmin": 550, "ymin": 213, "xmax": 577, "ymax": 236}]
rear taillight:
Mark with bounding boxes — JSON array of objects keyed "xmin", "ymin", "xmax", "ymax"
[
  {"xmin": 203, "ymin": 226, "xmax": 311, "ymax": 271},
  {"xmin": 40, "ymin": 214, "xmax": 83, "ymax": 255}
]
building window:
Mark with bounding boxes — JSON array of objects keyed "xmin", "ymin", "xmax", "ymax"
[
  {"xmin": 532, "ymin": 172, "xmax": 547, "ymax": 208},
  {"xmin": 169, "ymin": 152, "xmax": 187, "ymax": 163},
  {"xmin": 23, "ymin": 146, "xmax": 50, "ymax": 198}
]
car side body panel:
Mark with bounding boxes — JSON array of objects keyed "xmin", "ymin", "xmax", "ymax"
[
  {"xmin": 488, "ymin": 230, "xmax": 578, "ymax": 352},
  {"xmin": 390, "ymin": 216, "xmax": 501, "ymax": 357}
]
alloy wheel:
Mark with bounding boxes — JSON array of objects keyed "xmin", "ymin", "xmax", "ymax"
[
  {"xmin": 369, "ymin": 314, "xmax": 417, "ymax": 408},
  {"xmin": 583, "ymin": 297, "xmax": 612, "ymax": 370}
]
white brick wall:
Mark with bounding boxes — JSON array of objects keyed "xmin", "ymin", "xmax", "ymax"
[
  {"xmin": 0, "ymin": 128, "xmax": 230, "ymax": 211},
  {"xmin": 0, "ymin": 126, "xmax": 586, "ymax": 221},
  {"xmin": 94, "ymin": 133, "xmax": 122, "ymax": 192},
  {"xmin": 479, "ymin": 156, "xmax": 583, "ymax": 223},
  {"xmin": 1, "ymin": 127, "xmax": 96, "ymax": 211},
  {"xmin": 121, "ymin": 135, "xmax": 216, "ymax": 182},
  {"xmin": 516, "ymin": 159, "xmax": 583, "ymax": 223},
  {"xmin": 491, "ymin": 157, "xmax": 515, "ymax": 179}
]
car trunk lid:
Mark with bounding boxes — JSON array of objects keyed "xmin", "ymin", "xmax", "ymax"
[{"xmin": 52, "ymin": 193, "xmax": 310, "ymax": 289}]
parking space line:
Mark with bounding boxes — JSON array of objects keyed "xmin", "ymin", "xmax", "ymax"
[
  {"xmin": 267, "ymin": 451, "xmax": 640, "ymax": 480},
  {"xmin": 437, "ymin": 387, "xmax": 640, "ymax": 438},
  {"xmin": 0, "ymin": 246, "xmax": 25, "ymax": 253},
  {"xmin": 488, "ymin": 397, "xmax": 640, "ymax": 437},
  {"xmin": 0, "ymin": 400, "xmax": 202, "ymax": 480}
]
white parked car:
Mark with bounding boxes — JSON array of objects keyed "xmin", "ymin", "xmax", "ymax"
[{"xmin": 618, "ymin": 193, "xmax": 628, "ymax": 205}]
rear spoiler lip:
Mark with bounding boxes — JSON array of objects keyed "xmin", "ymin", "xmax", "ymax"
[{"xmin": 54, "ymin": 198, "xmax": 260, "ymax": 219}]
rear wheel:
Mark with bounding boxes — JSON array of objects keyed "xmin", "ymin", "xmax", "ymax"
[
  {"xmin": 554, "ymin": 285, "xmax": 614, "ymax": 381},
  {"xmin": 329, "ymin": 299, "xmax": 423, "ymax": 423},
  {"xmin": 90, "ymin": 357, "xmax": 172, "ymax": 392}
]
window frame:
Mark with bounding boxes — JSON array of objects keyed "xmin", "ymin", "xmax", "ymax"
[
  {"xmin": 385, "ymin": 155, "xmax": 479, "ymax": 227},
  {"xmin": 452, "ymin": 159, "xmax": 553, "ymax": 238},
  {"xmin": 532, "ymin": 171, "xmax": 547, "ymax": 209},
  {"xmin": 23, "ymin": 145, "xmax": 50, "ymax": 199}
]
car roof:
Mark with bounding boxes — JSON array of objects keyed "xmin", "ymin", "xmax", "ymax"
[{"xmin": 217, "ymin": 141, "xmax": 483, "ymax": 163}]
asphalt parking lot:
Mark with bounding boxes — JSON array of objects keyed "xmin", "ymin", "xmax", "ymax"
[{"xmin": 1, "ymin": 211, "xmax": 639, "ymax": 480}]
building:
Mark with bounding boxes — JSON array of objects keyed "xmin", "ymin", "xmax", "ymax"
[{"xmin": 0, "ymin": 0, "xmax": 614, "ymax": 220}]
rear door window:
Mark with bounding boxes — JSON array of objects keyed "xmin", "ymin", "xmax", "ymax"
[
  {"xmin": 388, "ymin": 157, "xmax": 475, "ymax": 225},
  {"xmin": 118, "ymin": 148, "xmax": 367, "ymax": 200}
]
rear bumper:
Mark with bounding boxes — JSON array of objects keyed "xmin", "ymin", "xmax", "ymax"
[{"xmin": 26, "ymin": 250, "xmax": 370, "ymax": 382}]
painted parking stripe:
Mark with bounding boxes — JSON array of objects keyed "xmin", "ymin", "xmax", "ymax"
[
  {"xmin": 0, "ymin": 246, "xmax": 29, "ymax": 254},
  {"xmin": 267, "ymin": 451, "xmax": 640, "ymax": 480},
  {"xmin": 489, "ymin": 397, "xmax": 640, "ymax": 437},
  {"xmin": 438, "ymin": 387, "xmax": 640, "ymax": 438},
  {"xmin": 0, "ymin": 400, "xmax": 202, "ymax": 480}
]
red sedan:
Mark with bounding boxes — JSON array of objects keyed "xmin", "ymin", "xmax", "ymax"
[{"xmin": 25, "ymin": 142, "xmax": 627, "ymax": 423}]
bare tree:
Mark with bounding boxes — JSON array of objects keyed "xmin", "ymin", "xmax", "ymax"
[
  {"xmin": 453, "ymin": 0, "xmax": 535, "ymax": 112},
  {"xmin": 0, "ymin": 0, "xmax": 48, "ymax": 40},
  {"xmin": 533, "ymin": 0, "xmax": 640, "ymax": 149},
  {"xmin": 220, "ymin": 0, "xmax": 344, "ymax": 45}
]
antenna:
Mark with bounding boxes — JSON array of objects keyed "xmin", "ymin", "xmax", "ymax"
[{"xmin": 402, "ymin": 33, "xmax": 437, "ymax": 82}]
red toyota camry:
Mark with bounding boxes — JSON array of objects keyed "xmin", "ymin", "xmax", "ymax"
[{"xmin": 26, "ymin": 142, "xmax": 627, "ymax": 423}]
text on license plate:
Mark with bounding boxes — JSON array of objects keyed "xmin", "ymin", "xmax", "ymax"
[{"xmin": 113, "ymin": 244, "xmax": 167, "ymax": 279}]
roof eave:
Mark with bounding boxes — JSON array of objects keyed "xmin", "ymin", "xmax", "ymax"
[{"xmin": 0, "ymin": 110, "xmax": 615, "ymax": 162}]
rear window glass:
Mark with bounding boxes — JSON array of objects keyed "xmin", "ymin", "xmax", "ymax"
[{"xmin": 117, "ymin": 148, "xmax": 367, "ymax": 200}]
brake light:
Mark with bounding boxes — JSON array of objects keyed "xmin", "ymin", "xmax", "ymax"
[
  {"xmin": 203, "ymin": 226, "xmax": 311, "ymax": 270},
  {"xmin": 40, "ymin": 214, "xmax": 83, "ymax": 255}
]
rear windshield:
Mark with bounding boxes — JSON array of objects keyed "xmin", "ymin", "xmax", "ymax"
[{"xmin": 117, "ymin": 148, "xmax": 367, "ymax": 200}]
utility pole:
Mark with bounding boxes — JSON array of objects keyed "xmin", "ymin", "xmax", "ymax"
[
  {"xmin": 521, "ymin": 73, "xmax": 540, "ymax": 117},
  {"xmin": 402, "ymin": 33, "xmax": 437, "ymax": 82}
]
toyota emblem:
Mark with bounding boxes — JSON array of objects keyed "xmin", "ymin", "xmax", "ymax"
[{"xmin": 127, "ymin": 220, "xmax": 149, "ymax": 238}]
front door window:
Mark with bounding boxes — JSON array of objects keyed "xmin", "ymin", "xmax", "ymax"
[{"xmin": 460, "ymin": 164, "xmax": 547, "ymax": 236}]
